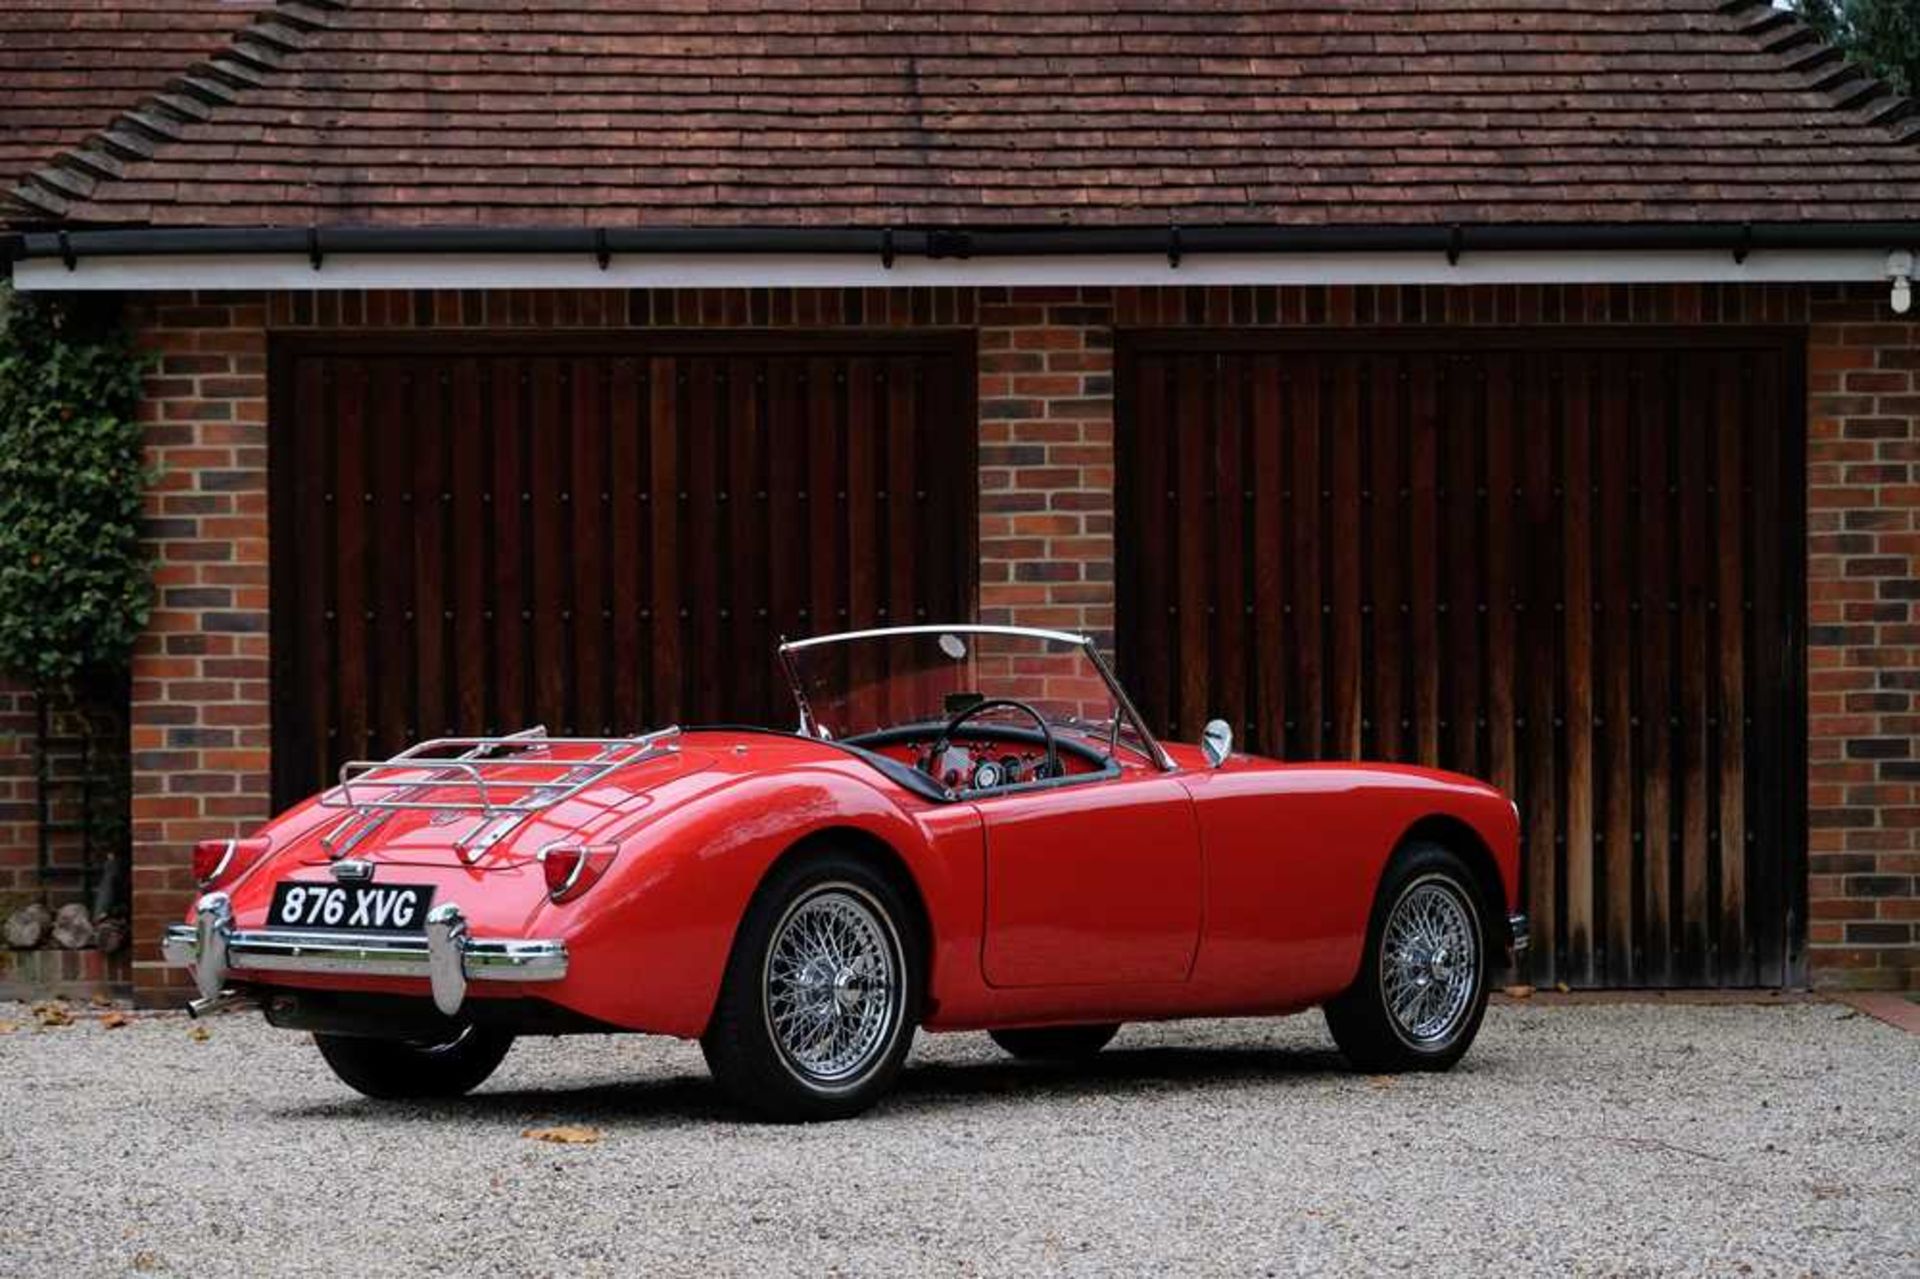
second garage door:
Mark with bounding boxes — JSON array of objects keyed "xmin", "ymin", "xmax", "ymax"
[
  {"xmin": 1115, "ymin": 329, "xmax": 1805, "ymax": 988},
  {"xmin": 269, "ymin": 332, "xmax": 976, "ymax": 807}
]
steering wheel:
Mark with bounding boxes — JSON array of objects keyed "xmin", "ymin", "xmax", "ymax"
[{"xmin": 925, "ymin": 698, "xmax": 1060, "ymax": 791}]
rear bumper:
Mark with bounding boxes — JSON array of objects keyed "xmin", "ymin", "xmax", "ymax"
[
  {"xmin": 1508, "ymin": 912, "xmax": 1531, "ymax": 958},
  {"xmin": 162, "ymin": 891, "xmax": 567, "ymax": 1016}
]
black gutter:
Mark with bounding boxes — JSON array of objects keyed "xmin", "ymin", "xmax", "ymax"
[{"xmin": 6, "ymin": 221, "xmax": 1918, "ymax": 271}]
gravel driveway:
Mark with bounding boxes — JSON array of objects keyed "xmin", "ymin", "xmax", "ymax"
[{"xmin": 0, "ymin": 999, "xmax": 1913, "ymax": 1276}]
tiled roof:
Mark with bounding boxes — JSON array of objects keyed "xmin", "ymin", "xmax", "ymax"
[
  {"xmin": 8, "ymin": 0, "xmax": 1920, "ymax": 230},
  {"xmin": 0, "ymin": 0, "xmax": 269, "ymax": 222}
]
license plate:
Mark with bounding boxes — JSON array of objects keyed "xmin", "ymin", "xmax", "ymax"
[{"xmin": 269, "ymin": 882, "xmax": 434, "ymax": 932}]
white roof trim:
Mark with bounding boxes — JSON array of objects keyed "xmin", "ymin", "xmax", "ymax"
[{"xmin": 9, "ymin": 247, "xmax": 1896, "ymax": 292}]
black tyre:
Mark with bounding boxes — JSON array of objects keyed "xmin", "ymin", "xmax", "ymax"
[
  {"xmin": 1324, "ymin": 841, "xmax": 1491, "ymax": 1073},
  {"xmin": 701, "ymin": 850, "xmax": 923, "ymax": 1122},
  {"xmin": 989, "ymin": 1023, "xmax": 1120, "ymax": 1061},
  {"xmin": 313, "ymin": 1026, "xmax": 514, "ymax": 1100}
]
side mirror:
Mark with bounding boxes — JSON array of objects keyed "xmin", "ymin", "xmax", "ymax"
[{"xmin": 1201, "ymin": 718, "xmax": 1233, "ymax": 769}]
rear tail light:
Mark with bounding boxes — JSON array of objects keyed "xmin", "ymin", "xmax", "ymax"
[
  {"xmin": 539, "ymin": 842, "xmax": 618, "ymax": 903},
  {"xmin": 193, "ymin": 837, "xmax": 271, "ymax": 888}
]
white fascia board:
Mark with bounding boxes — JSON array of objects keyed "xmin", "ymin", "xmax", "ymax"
[{"xmin": 10, "ymin": 247, "xmax": 1895, "ymax": 292}]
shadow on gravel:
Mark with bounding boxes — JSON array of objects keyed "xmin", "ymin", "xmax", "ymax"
[
  {"xmin": 889, "ymin": 1042, "xmax": 1355, "ymax": 1112},
  {"xmin": 272, "ymin": 1041, "xmax": 1354, "ymax": 1128}
]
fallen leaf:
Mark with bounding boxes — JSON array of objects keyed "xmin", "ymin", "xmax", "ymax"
[
  {"xmin": 0, "ymin": 1021, "xmax": 17, "ymax": 1035},
  {"xmin": 1503, "ymin": 984, "xmax": 1535, "ymax": 999},
  {"xmin": 1554, "ymin": 981, "xmax": 1571, "ymax": 994},
  {"xmin": 90, "ymin": 994, "xmax": 113, "ymax": 1008},
  {"xmin": 1366, "ymin": 1075, "xmax": 1395, "ymax": 1090},
  {"xmin": 30, "ymin": 1002, "xmax": 72, "ymax": 1027},
  {"xmin": 522, "ymin": 1125, "xmax": 602, "ymax": 1145},
  {"xmin": 187, "ymin": 1025, "xmax": 211, "ymax": 1043},
  {"xmin": 100, "ymin": 1010, "xmax": 130, "ymax": 1029}
]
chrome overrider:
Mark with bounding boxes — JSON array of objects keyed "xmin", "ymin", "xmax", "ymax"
[{"xmin": 162, "ymin": 891, "xmax": 568, "ymax": 1017}]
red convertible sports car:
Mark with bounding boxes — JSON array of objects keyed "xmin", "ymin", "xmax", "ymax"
[{"xmin": 167, "ymin": 624, "xmax": 1527, "ymax": 1121}]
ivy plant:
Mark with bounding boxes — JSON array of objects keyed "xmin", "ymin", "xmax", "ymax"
[{"xmin": 0, "ymin": 288, "xmax": 154, "ymax": 689}]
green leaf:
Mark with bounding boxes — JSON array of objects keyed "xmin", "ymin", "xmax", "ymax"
[{"xmin": 0, "ymin": 287, "xmax": 155, "ymax": 689}]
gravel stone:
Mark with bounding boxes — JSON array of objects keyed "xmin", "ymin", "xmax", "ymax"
[{"xmin": 0, "ymin": 1001, "xmax": 1913, "ymax": 1276}]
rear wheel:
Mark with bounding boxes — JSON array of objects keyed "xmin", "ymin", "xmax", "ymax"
[
  {"xmin": 1324, "ymin": 842, "xmax": 1490, "ymax": 1072},
  {"xmin": 702, "ymin": 851, "xmax": 922, "ymax": 1122},
  {"xmin": 990, "ymin": 1023, "xmax": 1120, "ymax": 1062},
  {"xmin": 313, "ymin": 1025, "xmax": 514, "ymax": 1099}
]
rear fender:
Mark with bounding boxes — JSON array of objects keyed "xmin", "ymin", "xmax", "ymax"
[{"xmin": 530, "ymin": 768, "xmax": 961, "ymax": 1036}]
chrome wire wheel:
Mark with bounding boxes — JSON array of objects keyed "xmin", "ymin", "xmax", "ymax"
[
  {"xmin": 1379, "ymin": 875, "xmax": 1481, "ymax": 1047},
  {"xmin": 762, "ymin": 884, "xmax": 904, "ymax": 1088}
]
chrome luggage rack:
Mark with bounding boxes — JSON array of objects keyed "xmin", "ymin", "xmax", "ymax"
[{"xmin": 318, "ymin": 725, "xmax": 680, "ymax": 863}]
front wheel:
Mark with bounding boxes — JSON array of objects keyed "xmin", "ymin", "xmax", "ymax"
[
  {"xmin": 1324, "ymin": 842, "xmax": 1490, "ymax": 1072},
  {"xmin": 313, "ymin": 1025, "xmax": 514, "ymax": 1099},
  {"xmin": 702, "ymin": 851, "xmax": 922, "ymax": 1122}
]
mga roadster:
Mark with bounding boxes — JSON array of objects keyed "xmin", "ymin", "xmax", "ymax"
[{"xmin": 167, "ymin": 624, "xmax": 1527, "ymax": 1121}]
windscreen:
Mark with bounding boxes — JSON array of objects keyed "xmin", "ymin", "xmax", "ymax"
[{"xmin": 782, "ymin": 628, "xmax": 1154, "ymax": 762}]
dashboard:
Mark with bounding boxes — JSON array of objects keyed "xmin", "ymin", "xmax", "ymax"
[{"xmin": 850, "ymin": 728, "xmax": 1110, "ymax": 795}]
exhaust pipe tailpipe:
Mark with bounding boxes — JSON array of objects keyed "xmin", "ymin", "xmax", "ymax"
[{"xmin": 187, "ymin": 989, "xmax": 257, "ymax": 1019}]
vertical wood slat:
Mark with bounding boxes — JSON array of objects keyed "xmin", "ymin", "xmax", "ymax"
[
  {"xmin": 370, "ymin": 358, "xmax": 413, "ymax": 754},
  {"xmin": 1748, "ymin": 349, "xmax": 1789, "ymax": 986},
  {"xmin": 608, "ymin": 358, "xmax": 643, "ymax": 733},
  {"xmin": 1519, "ymin": 353, "xmax": 1561, "ymax": 984},
  {"xmin": 683, "ymin": 358, "xmax": 720, "ymax": 723},
  {"xmin": 1407, "ymin": 355, "xmax": 1440, "ymax": 768},
  {"xmin": 1597, "ymin": 354, "xmax": 1636, "ymax": 985},
  {"xmin": 1115, "ymin": 330, "xmax": 1802, "ymax": 989},
  {"xmin": 528, "ymin": 359, "xmax": 568, "ymax": 730},
  {"xmin": 1482, "ymin": 352, "xmax": 1517, "ymax": 804},
  {"xmin": 1443, "ymin": 354, "xmax": 1481, "ymax": 777},
  {"xmin": 1369, "ymin": 354, "xmax": 1404, "ymax": 763},
  {"xmin": 449, "ymin": 358, "xmax": 488, "ymax": 736},
  {"xmin": 410, "ymin": 358, "xmax": 449, "ymax": 739},
  {"xmin": 272, "ymin": 334, "xmax": 975, "ymax": 807},
  {"xmin": 1288, "ymin": 360, "xmax": 1323, "ymax": 759},
  {"xmin": 1677, "ymin": 356, "xmax": 1713, "ymax": 984},
  {"xmin": 1637, "ymin": 352, "xmax": 1676, "ymax": 986},
  {"xmin": 1329, "ymin": 356, "xmax": 1363, "ymax": 760},
  {"xmin": 489, "ymin": 358, "xmax": 527, "ymax": 730},
  {"xmin": 570, "ymin": 357, "xmax": 608, "ymax": 733},
  {"xmin": 1714, "ymin": 352, "xmax": 1750, "ymax": 985},
  {"xmin": 333, "ymin": 359, "xmax": 369, "ymax": 762},
  {"xmin": 1561, "ymin": 352, "xmax": 1596, "ymax": 987},
  {"xmin": 1215, "ymin": 356, "xmax": 1248, "ymax": 740},
  {"xmin": 1175, "ymin": 354, "xmax": 1210, "ymax": 739},
  {"xmin": 647, "ymin": 355, "xmax": 682, "ymax": 726},
  {"xmin": 1250, "ymin": 356, "xmax": 1285, "ymax": 757}
]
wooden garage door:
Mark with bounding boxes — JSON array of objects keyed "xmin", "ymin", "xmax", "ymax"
[
  {"xmin": 269, "ymin": 332, "xmax": 975, "ymax": 806},
  {"xmin": 1116, "ymin": 330, "xmax": 1806, "ymax": 988}
]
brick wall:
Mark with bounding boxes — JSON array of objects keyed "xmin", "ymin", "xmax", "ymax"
[
  {"xmin": 124, "ymin": 293, "xmax": 272, "ymax": 1001},
  {"xmin": 57, "ymin": 282, "xmax": 1914, "ymax": 1002},
  {"xmin": 0, "ymin": 680, "xmax": 35, "ymax": 909},
  {"xmin": 977, "ymin": 289, "xmax": 1116, "ymax": 646},
  {"xmin": 1805, "ymin": 306, "xmax": 1919, "ymax": 992}
]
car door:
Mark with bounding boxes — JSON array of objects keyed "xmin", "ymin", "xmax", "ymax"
[{"xmin": 976, "ymin": 772, "xmax": 1203, "ymax": 987}]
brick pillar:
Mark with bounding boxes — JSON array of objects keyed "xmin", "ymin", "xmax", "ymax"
[
  {"xmin": 0, "ymin": 681, "xmax": 35, "ymax": 906},
  {"xmin": 1805, "ymin": 300, "xmax": 1919, "ymax": 991},
  {"xmin": 976, "ymin": 287, "xmax": 1116, "ymax": 646},
  {"xmin": 126, "ymin": 292, "xmax": 272, "ymax": 1005}
]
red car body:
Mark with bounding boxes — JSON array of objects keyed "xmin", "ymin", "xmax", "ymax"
[{"xmin": 171, "ymin": 718, "xmax": 1522, "ymax": 1040}]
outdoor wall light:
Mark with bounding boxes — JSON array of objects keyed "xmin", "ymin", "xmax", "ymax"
[{"xmin": 1891, "ymin": 249, "xmax": 1914, "ymax": 315}]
